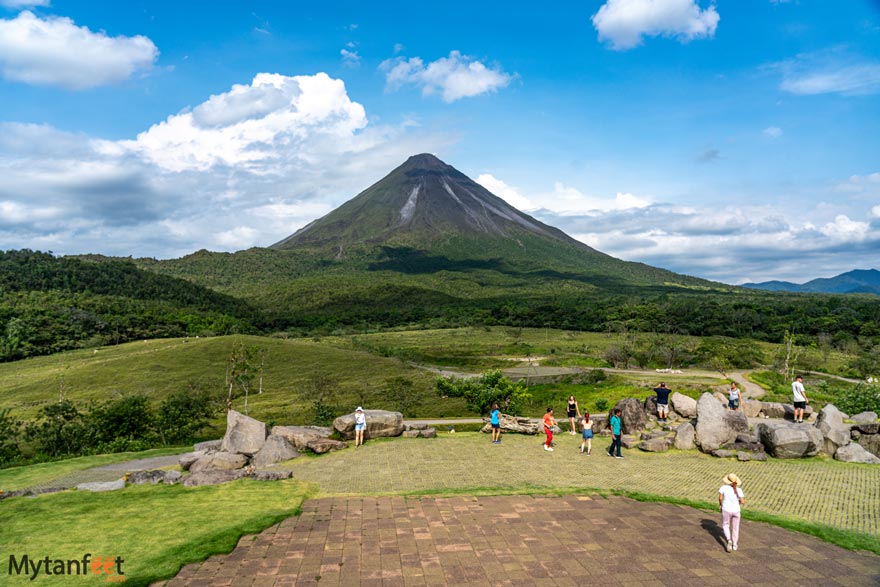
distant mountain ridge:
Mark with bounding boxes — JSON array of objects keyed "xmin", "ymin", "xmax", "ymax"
[{"xmin": 742, "ymin": 269, "xmax": 880, "ymax": 295}]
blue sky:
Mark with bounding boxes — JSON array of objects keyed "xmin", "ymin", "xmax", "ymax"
[{"xmin": 0, "ymin": 0, "xmax": 878, "ymax": 284}]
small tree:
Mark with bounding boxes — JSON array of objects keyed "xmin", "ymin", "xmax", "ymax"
[
  {"xmin": 226, "ymin": 341, "xmax": 266, "ymax": 415},
  {"xmin": 0, "ymin": 408, "xmax": 21, "ymax": 466},
  {"xmin": 156, "ymin": 384, "xmax": 221, "ymax": 445},
  {"xmin": 435, "ymin": 370, "xmax": 530, "ymax": 415}
]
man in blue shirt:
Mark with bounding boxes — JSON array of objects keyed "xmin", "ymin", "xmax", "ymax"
[
  {"xmin": 654, "ymin": 382, "xmax": 672, "ymax": 423},
  {"xmin": 607, "ymin": 408, "xmax": 623, "ymax": 458}
]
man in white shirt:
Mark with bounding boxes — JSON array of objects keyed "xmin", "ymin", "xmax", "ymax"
[{"xmin": 791, "ymin": 375, "xmax": 808, "ymax": 423}]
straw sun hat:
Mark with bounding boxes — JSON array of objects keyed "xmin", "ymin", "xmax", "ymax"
[{"xmin": 723, "ymin": 473, "xmax": 741, "ymax": 485}]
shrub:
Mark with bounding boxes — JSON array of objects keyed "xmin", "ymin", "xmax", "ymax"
[
  {"xmin": 594, "ymin": 398, "xmax": 609, "ymax": 411},
  {"xmin": 835, "ymin": 384, "xmax": 880, "ymax": 416},
  {"xmin": 435, "ymin": 370, "xmax": 530, "ymax": 415},
  {"xmin": 156, "ymin": 386, "xmax": 221, "ymax": 445}
]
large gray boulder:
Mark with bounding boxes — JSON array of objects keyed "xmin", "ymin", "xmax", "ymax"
[
  {"xmin": 333, "ymin": 409, "xmax": 404, "ymax": 441},
  {"xmin": 834, "ymin": 443, "xmax": 880, "ymax": 464},
  {"xmin": 761, "ymin": 401, "xmax": 787, "ymax": 419},
  {"xmin": 742, "ymin": 399, "xmax": 763, "ymax": 418},
  {"xmin": 270, "ymin": 426, "xmax": 332, "ymax": 450},
  {"xmin": 126, "ymin": 470, "xmax": 166, "ymax": 485},
  {"xmin": 854, "ymin": 422, "xmax": 880, "ymax": 435},
  {"xmin": 674, "ymin": 422, "xmax": 696, "ymax": 450},
  {"xmin": 178, "ymin": 450, "xmax": 206, "ymax": 471},
  {"xmin": 480, "ymin": 413, "xmax": 542, "ymax": 434},
  {"xmin": 306, "ymin": 437, "xmax": 348, "ymax": 454},
  {"xmin": 695, "ymin": 393, "xmax": 749, "ymax": 452},
  {"xmin": 671, "ymin": 392, "xmax": 697, "ymax": 418},
  {"xmin": 639, "ymin": 437, "xmax": 669, "ymax": 452},
  {"xmin": 251, "ymin": 434, "xmax": 300, "ymax": 467},
  {"xmin": 190, "ymin": 451, "xmax": 248, "ymax": 473},
  {"xmin": 220, "ymin": 410, "xmax": 267, "ymax": 456},
  {"xmin": 77, "ymin": 479, "xmax": 125, "ymax": 492},
  {"xmin": 611, "ymin": 398, "xmax": 647, "ymax": 434},
  {"xmin": 815, "ymin": 404, "xmax": 852, "ymax": 455},
  {"xmin": 183, "ymin": 470, "xmax": 246, "ymax": 487},
  {"xmin": 859, "ymin": 434, "xmax": 880, "ymax": 458},
  {"xmin": 193, "ymin": 439, "xmax": 222, "ymax": 452},
  {"xmin": 757, "ymin": 421, "xmax": 824, "ymax": 458},
  {"xmin": 851, "ymin": 411, "xmax": 878, "ymax": 425}
]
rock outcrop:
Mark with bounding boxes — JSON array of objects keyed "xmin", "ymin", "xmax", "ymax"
[
  {"xmin": 220, "ymin": 410, "xmax": 267, "ymax": 456},
  {"xmin": 815, "ymin": 404, "xmax": 851, "ymax": 455},
  {"xmin": 695, "ymin": 393, "xmax": 749, "ymax": 452},
  {"xmin": 190, "ymin": 451, "xmax": 248, "ymax": 473},
  {"xmin": 671, "ymin": 392, "xmax": 697, "ymax": 418},
  {"xmin": 333, "ymin": 410, "xmax": 404, "ymax": 440},
  {"xmin": 756, "ymin": 421, "xmax": 823, "ymax": 458},
  {"xmin": 251, "ymin": 434, "xmax": 300, "ymax": 467},
  {"xmin": 270, "ymin": 426, "xmax": 332, "ymax": 450},
  {"xmin": 834, "ymin": 442, "xmax": 880, "ymax": 464},
  {"xmin": 611, "ymin": 398, "xmax": 647, "ymax": 434},
  {"xmin": 480, "ymin": 413, "xmax": 541, "ymax": 435},
  {"xmin": 851, "ymin": 411, "xmax": 878, "ymax": 425},
  {"xmin": 306, "ymin": 438, "xmax": 348, "ymax": 454},
  {"xmin": 674, "ymin": 422, "xmax": 696, "ymax": 450}
]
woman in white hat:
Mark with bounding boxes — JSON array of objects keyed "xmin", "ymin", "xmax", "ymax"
[
  {"xmin": 718, "ymin": 473, "xmax": 745, "ymax": 552},
  {"xmin": 354, "ymin": 407, "xmax": 366, "ymax": 447}
]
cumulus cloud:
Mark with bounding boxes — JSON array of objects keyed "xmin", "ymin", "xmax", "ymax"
[
  {"xmin": 0, "ymin": 73, "xmax": 450, "ymax": 257},
  {"xmin": 592, "ymin": 0, "xmax": 720, "ymax": 50},
  {"xmin": 380, "ymin": 50, "xmax": 514, "ymax": 102},
  {"xmin": 0, "ymin": 11, "xmax": 158, "ymax": 89},
  {"xmin": 475, "ymin": 174, "xmax": 534, "ymax": 210}
]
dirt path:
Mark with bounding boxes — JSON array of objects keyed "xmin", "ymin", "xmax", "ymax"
[{"xmin": 729, "ymin": 370, "xmax": 766, "ymax": 399}]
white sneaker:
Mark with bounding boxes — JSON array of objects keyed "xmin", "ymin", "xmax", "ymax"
[
  {"xmin": 733, "ymin": 544, "xmax": 738, "ymax": 551},
  {"xmin": 726, "ymin": 540, "xmax": 732, "ymax": 553},
  {"xmin": 544, "ymin": 446, "xmax": 554, "ymax": 451}
]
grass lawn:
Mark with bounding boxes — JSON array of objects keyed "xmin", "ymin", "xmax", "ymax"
[
  {"xmin": 0, "ymin": 447, "xmax": 187, "ymax": 492},
  {"xmin": 0, "ymin": 479, "xmax": 315, "ymax": 587}
]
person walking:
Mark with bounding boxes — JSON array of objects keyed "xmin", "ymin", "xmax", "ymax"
[
  {"xmin": 580, "ymin": 412, "xmax": 594, "ymax": 455},
  {"xmin": 354, "ymin": 407, "xmax": 366, "ymax": 447},
  {"xmin": 654, "ymin": 382, "xmax": 671, "ymax": 423},
  {"xmin": 728, "ymin": 382, "xmax": 741, "ymax": 411},
  {"xmin": 542, "ymin": 407, "xmax": 557, "ymax": 452},
  {"xmin": 607, "ymin": 408, "xmax": 623, "ymax": 458},
  {"xmin": 718, "ymin": 473, "xmax": 745, "ymax": 552},
  {"xmin": 791, "ymin": 375, "xmax": 809, "ymax": 423},
  {"xmin": 490, "ymin": 402, "xmax": 502, "ymax": 444},
  {"xmin": 567, "ymin": 395, "xmax": 580, "ymax": 435}
]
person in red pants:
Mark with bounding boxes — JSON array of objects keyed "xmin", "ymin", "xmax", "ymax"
[{"xmin": 542, "ymin": 408, "xmax": 557, "ymax": 452}]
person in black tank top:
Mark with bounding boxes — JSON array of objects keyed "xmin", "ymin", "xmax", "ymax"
[{"xmin": 567, "ymin": 396, "xmax": 580, "ymax": 435}]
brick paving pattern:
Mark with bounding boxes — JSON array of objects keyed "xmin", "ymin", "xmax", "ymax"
[
  {"xmin": 155, "ymin": 494, "xmax": 880, "ymax": 587},
  {"xmin": 283, "ymin": 433, "xmax": 880, "ymax": 535}
]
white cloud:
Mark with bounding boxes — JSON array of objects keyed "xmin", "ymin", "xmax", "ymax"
[
  {"xmin": 393, "ymin": 43, "xmax": 405, "ymax": 54},
  {"xmin": 475, "ymin": 174, "xmax": 534, "ymax": 210},
  {"xmin": 0, "ymin": 0, "xmax": 49, "ymax": 7},
  {"xmin": 0, "ymin": 11, "xmax": 158, "ymax": 89},
  {"xmin": 592, "ymin": 0, "xmax": 720, "ymax": 51},
  {"xmin": 818, "ymin": 215, "xmax": 869, "ymax": 241},
  {"xmin": 772, "ymin": 50, "xmax": 880, "ymax": 96},
  {"xmin": 546, "ymin": 182, "xmax": 651, "ymax": 214},
  {"xmin": 763, "ymin": 126, "xmax": 783, "ymax": 138},
  {"xmin": 872, "ymin": 205, "xmax": 880, "ymax": 218},
  {"xmin": 340, "ymin": 48, "xmax": 361, "ymax": 67},
  {"xmin": 0, "ymin": 72, "xmax": 451, "ymax": 257},
  {"xmin": 380, "ymin": 51, "xmax": 514, "ymax": 102},
  {"xmin": 121, "ymin": 73, "xmax": 370, "ymax": 172}
]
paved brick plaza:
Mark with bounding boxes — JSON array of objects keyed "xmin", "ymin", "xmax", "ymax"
[{"xmin": 155, "ymin": 494, "xmax": 880, "ymax": 587}]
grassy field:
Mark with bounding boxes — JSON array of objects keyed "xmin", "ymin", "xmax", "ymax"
[{"xmin": 0, "ymin": 478, "xmax": 315, "ymax": 587}]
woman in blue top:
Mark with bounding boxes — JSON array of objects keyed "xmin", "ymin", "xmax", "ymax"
[
  {"xmin": 607, "ymin": 408, "xmax": 623, "ymax": 458},
  {"xmin": 490, "ymin": 403, "xmax": 501, "ymax": 444}
]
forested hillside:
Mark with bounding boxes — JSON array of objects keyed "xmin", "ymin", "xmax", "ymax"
[{"xmin": 0, "ymin": 250, "xmax": 261, "ymax": 361}]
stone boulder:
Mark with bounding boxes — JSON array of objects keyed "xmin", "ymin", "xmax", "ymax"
[
  {"xmin": 250, "ymin": 470, "xmax": 293, "ymax": 481},
  {"xmin": 407, "ymin": 423, "xmax": 428, "ymax": 431},
  {"xmin": 851, "ymin": 411, "xmax": 878, "ymax": 425},
  {"xmin": 183, "ymin": 470, "xmax": 246, "ymax": 487},
  {"xmin": 611, "ymin": 398, "xmax": 647, "ymax": 434},
  {"xmin": 480, "ymin": 413, "xmax": 541, "ymax": 435},
  {"xmin": 193, "ymin": 439, "xmax": 222, "ymax": 452},
  {"xmin": 674, "ymin": 422, "xmax": 696, "ymax": 450},
  {"xmin": 127, "ymin": 470, "xmax": 166, "ymax": 485},
  {"xmin": 251, "ymin": 434, "xmax": 300, "ymax": 467},
  {"xmin": 306, "ymin": 438, "xmax": 348, "ymax": 454},
  {"xmin": 756, "ymin": 421, "xmax": 823, "ymax": 458},
  {"xmin": 402, "ymin": 430, "xmax": 421, "ymax": 438},
  {"xmin": 644, "ymin": 396, "xmax": 658, "ymax": 416},
  {"xmin": 639, "ymin": 437, "xmax": 669, "ymax": 452},
  {"xmin": 858, "ymin": 434, "xmax": 880, "ymax": 458},
  {"xmin": 333, "ymin": 410, "xmax": 404, "ymax": 441},
  {"xmin": 77, "ymin": 479, "xmax": 125, "ymax": 492},
  {"xmin": 164, "ymin": 470, "xmax": 182, "ymax": 484},
  {"xmin": 270, "ymin": 426, "xmax": 332, "ymax": 451},
  {"xmin": 671, "ymin": 392, "xmax": 697, "ymax": 418},
  {"xmin": 178, "ymin": 451, "xmax": 206, "ymax": 471},
  {"xmin": 712, "ymin": 449, "xmax": 736, "ymax": 458},
  {"xmin": 621, "ymin": 434, "xmax": 639, "ymax": 449},
  {"xmin": 854, "ymin": 422, "xmax": 880, "ymax": 435},
  {"xmin": 761, "ymin": 401, "xmax": 787, "ymax": 419},
  {"xmin": 220, "ymin": 410, "xmax": 267, "ymax": 456},
  {"xmin": 420, "ymin": 428, "xmax": 437, "ymax": 438},
  {"xmin": 695, "ymin": 393, "xmax": 749, "ymax": 452},
  {"xmin": 190, "ymin": 451, "xmax": 248, "ymax": 473},
  {"xmin": 815, "ymin": 404, "xmax": 852, "ymax": 455},
  {"xmin": 834, "ymin": 443, "xmax": 880, "ymax": 464},
  {"xmin": 742, "ymin": 399, "xmax": 763, "ymax": 418}
]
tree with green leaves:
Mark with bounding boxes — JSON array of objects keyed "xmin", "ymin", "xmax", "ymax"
[{"xmin": 435, "ymin": 370, "xmax": 530, "ymax": 415}]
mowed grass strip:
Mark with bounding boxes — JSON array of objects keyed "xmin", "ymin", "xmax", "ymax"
[{"xmin": 0, "ymin": 479, "xmax": 315, "ymax": 587}]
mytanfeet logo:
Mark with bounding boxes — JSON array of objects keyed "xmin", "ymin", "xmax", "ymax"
[{"xmin": 8, "ymin": 554, "xmax": 125, "ymax": 582}]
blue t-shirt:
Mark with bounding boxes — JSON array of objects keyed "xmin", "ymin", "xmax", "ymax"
[
  {"xmin": 654, "ymin": 387, "xmax": 671, "ymax": 404},
  {"xmin": 610, "ymin": 415, "xmax": 621, "ymax": 435},
  {"xmin": 490, "ymin": 409, "xmax": 500, "ymax": 425}
]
